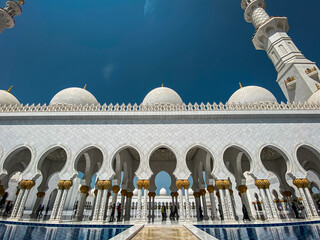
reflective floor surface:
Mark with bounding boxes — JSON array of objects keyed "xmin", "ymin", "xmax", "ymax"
[
  {"xmin": 132, "ymin": 226, "xmax": 198, "ymax": 240},
  {"xmin": 0, "ymin": 223, "xmax": 132, "ymax": 240},
  {"xmin": 197, "ymin": 222, "xmax": 320, "ymax": 240}
]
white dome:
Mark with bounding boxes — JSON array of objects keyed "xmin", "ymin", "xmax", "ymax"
[
  {"xmin": 159, "ymin": 187, "xmax": 167, "ymax": 196},
  {"xmin": 133, "ymin": 188, "xmax": 138, "ymax": 196},
  {"xmin": 142, "ymin": 86, "xmax": 183, "ymax": 105},
  {"xmin": 188, "ymin": 188, "xmax": 194, "ymax": 195},
  {"xmin": 50, "ymin": 87, "xmax": 99, "ymax": 105},
  {"xmin": 0, "ymin": 90, "xmax": 20, "ymax": 106},
  {"xmin": 227, "ymin": 86, "xmax": 277, "ymax": 104},
  {"xmin": 307, "ymin": 91, "xmax": 320, "ymax": 104}
]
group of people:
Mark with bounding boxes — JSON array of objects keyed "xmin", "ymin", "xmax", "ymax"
[
  {"xmin": 160, "ymin": 203, "xmax": 179, "ymax": 221},
  {"xmin": 109, "ymin": 203, "xmax": 122, "ymax": 222}
]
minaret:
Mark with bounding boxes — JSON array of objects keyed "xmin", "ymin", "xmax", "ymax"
[
  {"xmin": 0, "ymin": 0, "xmax": 25, "ymax": 34},
  {"xmin": 241, "ymin": 0, "xmax": 319, "ymax": 103}
]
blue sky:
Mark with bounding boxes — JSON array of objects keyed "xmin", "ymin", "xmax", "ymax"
[{"xmin": 2, "ymin": 0, "xmax": 320, "ymax": 194}]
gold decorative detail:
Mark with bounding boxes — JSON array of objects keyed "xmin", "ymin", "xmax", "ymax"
[
  {"xmin": 37, "ymin": 192, "xmax": 45, "ymax": 198},
  {"xmin": 84, "ymin": 84, "xmax": 87, "ymax": 90},
  {"xmin": 193, "ymin": 192, "xmax": 200, "ymax": 198},
  {"xmin": 112, "ymin": 185, "xmax": 120, "ymax": 193},
  {"xmin": 17, "ymin": 0, "xmax": 24, "ymax": 5},
  {"xmin": 63, "ymin": 180, "xmax": 73, "ymax": 190},
  {"xmin": 280, "ymin": 199, "xmax": 286, "ymax": 202},
  {"xmin": 216, "ymin": 180, "xmax": 230, "ymax": 189},
  {"xmin": 57, "ymin": 180, "xmax": 65, "ymax": 190},
  {"xmin": 80, "ymin": 185, "xmax": 90, "ymax": 194},
  {"xmin": 255, "ymin": 179, "xmax": 270, "ymax": 189},
  {"xmin": 284, "ymin": 76, "xmax": 296, "ymax": 85},
  {"xmin": 21, "ymin": 180, "xmax": 35, "ymax": 189},
  {"xmin": 126, "ymin": 192, "xmax": 133, "ymax": 198},
  {"xmin": 171, "ymin": 192, "xmax": 175, "ymax": 197},
  {"xmin": 121, "ymin": 189, "xmax": 127, "ymax": 196},
  {"xmin": 305, "ymin": 67, "xmax": 317, "ymax": 74},
  {"xmin": 104, "ymin": 180, "xmax": 112, "ymax": 190},
  {"xmin": 238, "ymin": 185, "xmax": 247, "ymax": 194},
  {"xmin": 200, "ymin": 189, "xmax": 206, "ymax": 196},
  {"xmin": 176, "ymin": 180, "xmax": 184, "ymax": 190},
  {"xmin": 7, "ymin": 85, "xmax": 13, "ymax": 93},
  {"xmin": 282, "ymin": 191, "xmax": 292, "ymax": 197},
  {"xmin": 293, "ymin": 178, "xmax": 309, "ymax": 188},
  {"xmin": 137, "ymin": 180, "xmax": 144, "ymax": 190},
  {"xmin": 316, "ymin": 83, "xmax": 320, "ymax": 91},
  {"xmin": 182, "ymin": 180, "xmax": 190, "ymax": 189},
  {"xmin": 239, "ymin": 82, "xmax": 243, "ymax": 88},
  {"xmin": 207, "ymin": 185, "xmax": 215, "ymax": 193},
  {"xmin": 19, "ymin": 180, "xmax": 27, "ymax": 189},
  {"xmin": 143, "ymin": 180, "xmax": 151, "ymax": 189}
]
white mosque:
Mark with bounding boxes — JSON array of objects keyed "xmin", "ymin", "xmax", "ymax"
[{"xmin": 0, "ymin": 0, "xmax": 320, "ymax": 224}]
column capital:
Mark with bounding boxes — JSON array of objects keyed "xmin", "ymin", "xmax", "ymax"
[
  {"xmin": 207, "ymin": 185, "xmax": 215, "ymax": 193},
  {"xmin": 57, "ymin": 180, "xmax": 65, "ymax": 189},
  {"xmin": 216, "ymin": 180, "xmax": 230, "ymax": 189},
  {"xmin": 238, "ymin": 185, "xmax": 248, "ymax": 193},
  {"xmin": 137, "ymin": 180, "xmax": 144, "ymax": 189},
  {"xmin": 282, "ymin": 190, "xmax": 292, "ymax": 197},
  {"xmin": 80, "ymin": 185, "xmax": 90, "ymax": 194},
  {"xmin": 112, "ymin": 185, "xmax": 120, "ymax": 193},
  {"xmin": 20, "ymin": 180, "xmax": 35, "ymax": 189},
  {"xmin": 63, "ymin": 180, "xmax": 73, "ymax": 190},
  {"xmin": 183, "ymin": 180, "xmax": 190, "ymax": 189},
  {"xmin": 126, "ymin": 192, "xmax": 133, "ymax": 198},
  {"xmin": 200, "ymin": 189, "xmax": 206, "ymax": 196},
  {"xmin": 143, "ymin": 180, "xmax": 150, "ymax": 189},
  {"xmin": 255, "ymin": 179, "xmax": 270, "ymax": 189},
  {"xmin": 36, "ymin": 192, "xmax": 45, "ymax": 198},
  {"xmin": 176, "ymin": 180, "xmax": 184, "ymax": 189},
  {"xmin": 193, "ymin": 192, "xmax": 200, "ymax": 198},
  {"xmin": 293, "ymin": 178, "xmax": 309, "ymax": 188},
  {"xmin": 121, "ymin": 189, "xmax": 127, "ymax": 196}
]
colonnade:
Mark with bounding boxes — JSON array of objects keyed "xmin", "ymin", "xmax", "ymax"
[{"xmin": 4, "ymin": 176, "xmax": 320, "ymax": 223}]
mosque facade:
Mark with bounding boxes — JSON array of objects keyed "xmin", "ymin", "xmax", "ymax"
[{"xmin": 0, "ymin": 0, "xmax": 320, "ymax": 224}]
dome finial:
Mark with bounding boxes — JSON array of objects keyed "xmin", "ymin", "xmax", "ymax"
[
  {"xmin": 7, "ymin": 85, "xmax": 13, "ymax": 93},
  {"xmin": 239, "ymin": 82, "xmax": 243, "ymax": 88},
  {"xmin": 316, "ymin": 83, "xmax": 320, "ymax": 91},
  {"xmin": 84, "ymin": 84, "xmax": 87, "ymax": 90},
  {"xmin": 161, "ymin": 83, "xmax": 163, "ymax": 87}
]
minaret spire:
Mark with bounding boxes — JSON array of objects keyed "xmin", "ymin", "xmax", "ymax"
[
  {"xmin": 241, "ymin": 0, "xmax": 320, "ymax": 103},
  {"xmin": 0, "ymin": 0, "xmax": 25, "ymax": 34}
]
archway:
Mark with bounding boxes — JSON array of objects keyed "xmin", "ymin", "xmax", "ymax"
[
  {"xmin": 149, "ymin": 147, "xmax": 177, "ymax": 222},
  {"xmin": 30, "ymin": 147, "xmax": 68, "ymax": 219},
  {"xmin": 223, "ymin": 146, "xmax": 253, "ymax": 220},
  {"xmin": 111, "ymin": 146, "xmax": 140, "ymax": 221},
  {"xmin": 73, "ymin": 147, "xmax": 103, "ymax": 221},
  {"xmin": 186, "ymin": 146, "xmax": 213, "ymax": 221},
  {"xmin": 0, "ymin": 147, "xmax": 32, "ymax": 216}
]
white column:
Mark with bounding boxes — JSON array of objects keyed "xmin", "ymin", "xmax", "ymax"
[
  {"xmin": 49, "ymin": 189, "xmax": 63, "ymax": 220},
  {"xmin": 104, "ymin": 193, "xmax": 111, "ymax": 220},
  {"xmin": 304, "ymin": 188, "xmax": 318, "ymax": 217},
  {"xmin": 200, "ymin": 190, "xmax": 209, "ymax": 220},
  {"xmin": 56, "ymin": 189, "xmax": 69, "ymax": 221},
  {"xmin": 151, "ymin": 195, "xmax": 155, "ymax": 220},
  {"xmin": 225, "ymin": 189, "xmax": 235, "ymax": 221},
  {"xmin": 259, "ymin": 188, "xmax": 273, "ymax": 220},
  {"xmin": 148, "ymin": 195, "xmax": 152, "ymax": 220},
  {"xmin": 142, "ymin": 188, "xmax": 148, "ymax": 221},
  {"xmin": 120, "ymin": 191, "xmax": 126, "ymax": 221},
  {"xmin": 92, "ymin": 189, "xmax": 102, "ymax": 221},
  {"xmin": 16, "ymin": 188, "xmax": 31, "ymax": 219},
  {"xmin": 75, "ymin": 192, "xmax": 87, "ymax": 221},
  {"xmin": 219, "ymin": 189, "xmax": 228, "ymax": 220},
  {"xmin": 136, "ymin": 188, "xmax": 142, "ymax": 221},
  {"xmin": 178, "ymin": 188, "xmax": 185, "ymax": 221},
  {"xmin": 98, "ymin": 189, "xmax": 108, "ymax": 221},
  {"xmin": 266, "ymin": 188, "xmax": 279, "ymax": 219},
  {"xmin": 10, "ymin": 188, "xmax": 24, "ymax": 218},
  {"xmin": 298, "ymin": 188, "xmax": 312, "ymax": 218},
  {"xmin": 90, "ymin": 190, "xmax": 98, "ymax": 220},
  {"xmin": 184, "ymin": 188, "xmax": 191, "ymax": 221}
]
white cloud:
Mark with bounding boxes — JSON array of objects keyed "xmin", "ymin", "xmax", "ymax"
[{"xmin": 102, "ymin": 64, "xmax": 114, "ymax": 79}]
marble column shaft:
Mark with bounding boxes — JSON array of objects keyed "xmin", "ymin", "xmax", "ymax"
[
  {"xmin": 49, "ymin": 189, "xmax": 63, "ymax": 220},
  {"xmin": 10, "ymin": 189, "xmax": 24, "ymax": 218},
  {"xmin": 225, "ymin": 189, "xmax": 235, "ymax": 220},
  {"xmin": 136, "ymin": 188, "xmax": 142, "ymax": 221},
  {"xmin": 92, "ymin": 189, "xmax": 102, "ymax": 221},
  {"xmin": 304, "ymin": 188, "xmax": 318, "ymax": 217}
]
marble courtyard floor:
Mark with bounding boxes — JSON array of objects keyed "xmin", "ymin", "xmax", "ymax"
[{"xmin": 132, "ymin": 226, "xmax": 198, "ymax": 240}]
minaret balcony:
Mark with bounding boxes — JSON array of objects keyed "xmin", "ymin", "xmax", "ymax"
[
  {"xmin": 284, "ymin": 77, "xmax": 296, "ymax": 89},
  {"xmin": 252, "ymin": 17, "xmax": 289, "ymax": 50},
  {"xmin": 305, "ymin": 67, "xmax": 319, "ymax": 80}
]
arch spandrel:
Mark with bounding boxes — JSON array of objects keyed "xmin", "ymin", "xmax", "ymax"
[{"xmin": 295, "ymin": 143, "xmax": 320, "ymax": 179}]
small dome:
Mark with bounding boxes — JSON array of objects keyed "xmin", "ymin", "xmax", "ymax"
[
  {"xmin": 159, "ymin": 187, "xmax": 167, "ymax": 196},
  {"xmin": 227, "ymin": 86, "xmax": 277, "ymax": 104},
  {"xmin": 188, "ymin": 188, "xmax": 194, "ymax": 195},
  {"xmin": 0, "ymin": 90, "xmax": 20, "ymax": 106},
  {"xmin": 133, "ymin": 189, "xmax": 138, "ymax": 196},
  {"xmin": 142, "ymin": 86, "xmax": 183, "ymax": 105},
  {"xmin": 307, "ymin": 90, "xmax": 320, "ymax": 104},
  {"xmin": 50, "ymin": 87, "xmax": 99, "ymax": 105}
]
